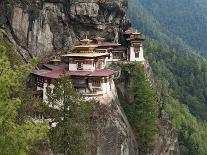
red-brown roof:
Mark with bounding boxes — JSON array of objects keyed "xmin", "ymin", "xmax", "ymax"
[
  {"xmin": 95, "ymin": 42, "xmax": 120, "ymax": 47},
  {"xmin": 69, "ymin": 71, "xmax": 91, "ymax": 77},
  {"xmin": 32, "ymin": 70, "xmax": 70, "ymax": 79},
  {"xmin": 112, "ymin": 46, "xmax": 127, "ymax": 52},
  {"xmin": 32, "ymin": 69, "xmax": 114, "ymax": 79},
  {"xmin": 43, "ymin": 63, "xmax": 68, "ymax": 71},
  {"xmin": 88, "ymin": 69, "xmax": 114, "ymax": 77}
]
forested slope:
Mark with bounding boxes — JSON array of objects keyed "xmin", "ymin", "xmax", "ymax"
[
  {"xmin": 128, "ymin": 0, "xmax": 207, "ymax": 55},
  {"xmin": 128, "ymin": 0, "xmax": 207, "ymax": 154},
  {"xmin": 145, "ymin": 39, "xmax": 207, "ymax": 155}
]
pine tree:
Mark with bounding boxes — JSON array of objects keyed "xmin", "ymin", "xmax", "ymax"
[{"xmin": 123, "ymin": 64, "xmax": 158, "ymax": 154}]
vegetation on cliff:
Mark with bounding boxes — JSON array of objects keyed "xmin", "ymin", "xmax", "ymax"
[
  {"xmin": 129, "ymin": 0, "xmax": 207, "ymax": 56},
  {"xmin": 115, "ymin": 63, "xmax": 158, "ymax": 154},
  {"xmin": 0, "ymin": 29, "xmax": 48, "ymax": 154},
  {"xmin": 0, "ymin": 29, "xmax": 97, "ymax": 154},
  {"xmin": 145, "ymin": 39, "xmax": 207, "ymax": 155},
  {"xmin": 46, "ymin": 77, "xmax": 95, "ymax": 155},
  {"xmin": 128, "ymin": 0, "xmax": 207, "ymax": 154}
]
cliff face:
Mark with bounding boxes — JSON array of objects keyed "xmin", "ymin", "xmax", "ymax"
[
  {"xmin": 114, "ymin": 62, "xmax": 180, "ymax": 155},
  {"xmin": 89, "ymin": 83, "xmax": 138, "ymax": 155},
  {"xmin": 0, "ymin": 0, "xmax": 128, "ymax": 59}
]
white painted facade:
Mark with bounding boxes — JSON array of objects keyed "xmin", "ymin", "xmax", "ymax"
[
  {"xmin": 69, "ymin": 60, "xmax": 106, "ymax": 71},
  {"xmin": 129, "ymin": 46, "xmax": 145, "ymax": 62},
  {"xmin": 69, "ymin": 64, "xmax": 77, "ymax": 71},
  {"xmin": 69, "ymin": 63, "xmax": 95, "ymax": 71},
  {"xmin": 88, "ymin": 77, "xmax": 112, "ymax": 95},
  {"xmin": 42, "ymin": 83, "xmax": 54, "ymax": 103},
  {"xmin": 83, "ymin": 64, "xmax": 95, "ymax": 70},
  {"xmin": 101, "ymin": 81, "xmax": 111, "ymax": 94}
]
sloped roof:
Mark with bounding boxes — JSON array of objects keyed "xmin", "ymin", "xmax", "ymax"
[
  {"xmin": 88, "ymin": 69, "xmax": 114, "ymax": 77},
  {"xmin": 32, "ymin": 68, "xmax": 114, "ymax": 79},
  {"xmin": 32, "ymin": 70, "xmax": 69, "ymax": 79},
  {"xmin": 112, "ymin": 46, "xmax": 127, "ymax": 52},
  {"xmin": 43, "ymin": 63, "xmax": 68, "ymax": 71}
]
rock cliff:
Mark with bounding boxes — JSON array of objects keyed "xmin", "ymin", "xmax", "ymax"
[
  {"xmin": 0, "ymin": 0, "xmax": 128, "ymax": 59},
  {"xmin": 89, "ymin": 83, "xmax": 138, "ymax": 155}
]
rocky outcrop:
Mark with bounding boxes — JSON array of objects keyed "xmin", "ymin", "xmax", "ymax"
[
  {"xmin": 90, "ymin": 95, "xmax": 138, "ymax": 155},
  {"xmin": 0, "ymin": 0, "xmax": 128, "ymax": 59},
  {"xmin": 153, "ymin": 110, "xmax": 180, "ymax": 155}
]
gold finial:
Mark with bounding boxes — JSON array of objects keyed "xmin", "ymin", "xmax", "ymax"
[{"xmin": 86, "ymin": 31, "xmax": 89, "ymax": 39}]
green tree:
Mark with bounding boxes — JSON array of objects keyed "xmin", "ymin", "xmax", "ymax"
[
  {"xmin": 117, "ymin": 63, "xmax": 158, "ymax": 154},
  {"xmin": 0, "ymin": 45, "xmax": 47, "ymax": 155},
  {"xmin": 46, "ymin": 77, "xmax": 94, "ymax": 155},
  {"xmin": 132, "ymin": 64, "xmax": 158, "ymax": 154}
]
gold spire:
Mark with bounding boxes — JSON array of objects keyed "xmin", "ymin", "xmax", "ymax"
[
  {"xmin": 50, "ymin": 56, "xmax": 61, "ymax": 62},
  {"xmin": 80, "ymin": 34, "xmax": 92, "ymax": 45}
]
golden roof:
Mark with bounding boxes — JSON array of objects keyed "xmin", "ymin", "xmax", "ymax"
[
  {"xmin": 80, "ymin": 35, "xmax": 93, "ymax": 45},
  {"xmin": 50, "ymin": 57, "xmax": 61, "ymax": 62},
  {"xmin": 61, "ymin": 52, "xmax": 109, "ymax": 58}
]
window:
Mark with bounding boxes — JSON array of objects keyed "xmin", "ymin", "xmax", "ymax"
[
  {"xmin": 134, "ymin": 47, "xmax": 140, "ymax": 58},
  {"xmin": 113, "ymin": 53, "xmax": 122, "ymax": 59},
  {"xmin": 92, "ymin": 79, "xmax": 101, "ymax": 87},
  {"xmin": 37, "ymin": 77, "xmax": 44, "ymax": 88},
  {"xmin": 77, "ymin": 61, "xmax": 83, "ymax": 70},
  {"xmin": 96, "ymin": 60, "xmax": 103, "ymax": 69}
]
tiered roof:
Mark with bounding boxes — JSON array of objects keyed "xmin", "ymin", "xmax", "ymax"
[
  {"xmin": 43, "ymin": 63, "xmax": 68, "ymax": 71},
  {"xmin": 32, "ymin": 68, "xmax": 114, "ymax": 79},
  {"xmin": 111, "ymin": 46, "xmax": 127, "ymax": 52},
  {"xmin": 32, "ymin": 36, "xmax": 123, "ymax": 80},
  {"xmin": 32, "ymin": 69, "xmax": 69, "ymax": 79}
]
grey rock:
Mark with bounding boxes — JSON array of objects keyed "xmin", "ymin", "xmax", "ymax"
[{"xmin": 0, "ymin": 0, "xmax": 128, "ymax": 59}]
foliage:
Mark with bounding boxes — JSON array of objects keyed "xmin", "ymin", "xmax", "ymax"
[
  {"xmin": 133, "ymin": 0, "xmax": 207, "ymax": 56},
  {"xmin": 0, "ymin": 28, "xmax": 24, "ymax": 66},
  {"xmin": 128, "ymin": 1, "xmax": 207, "ymax": 152},
  {"xmin": 46, "ymin": 77, "xmax": 95, "ymax": 155},
  {"xmin": 127, "ymin": 0, "xmax": 190, "ymax": 53},
  {"xmin": 116, "ymin": 63, "xmax": 158, "ymax": 154},
  {"xmin": 128, "ymin": 0, "xmax": 207, "ymax": 56},
  {"xmin": 144, "ymin": 38, "xmax": 207, "ymax": 155},
  {"xmin": 0, "ymin": 43, "xmax": 47, "ymax": 154}
]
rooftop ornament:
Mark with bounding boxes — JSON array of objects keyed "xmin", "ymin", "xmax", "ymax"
[
  {"xmin": 80, "ymin": 35, "xmax": 93, "ymax": 45},
  {"xmin": 50, "ymin": 56, "xmax": 61, "ymax": 62}
]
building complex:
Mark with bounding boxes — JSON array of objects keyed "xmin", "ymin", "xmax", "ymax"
[{"xmin": 31, "ymin": 29, "xmax": 145, "ymax": 101}]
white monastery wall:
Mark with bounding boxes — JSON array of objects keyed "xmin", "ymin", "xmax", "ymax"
[{"xmin": 69, "ymin": 64, "xmax": 77, "ymax": 71}]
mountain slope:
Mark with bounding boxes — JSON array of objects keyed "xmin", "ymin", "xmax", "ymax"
[
  {"xmin": 128, "ymin": 0, "xmax": 207, "ymax": 121},
  {"xmin": 129, "ymin": 0, "xmax": 207, "ymax": 55},
  {"xmin": 128, "ymin": 0, "xmax": 207, "ymax": 154}
]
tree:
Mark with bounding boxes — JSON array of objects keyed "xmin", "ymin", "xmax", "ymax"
[
  {"xmin": 131, "ymin": 64, "xmax": 158, "ymax": 154},
  {"xmin": 46, "ymin": 77, "xmax": 94, "ymax": 155},
  {"xmin": 0, "ymin": 45, "xmax": 48, "ymax": 154}
]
